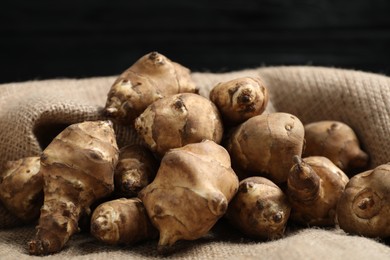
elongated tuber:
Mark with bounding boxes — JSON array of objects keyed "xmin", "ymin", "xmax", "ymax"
[
  {"xmin": 139, "ymin": 140, "xmax": 238, "ymax": 253},
  {"xmin": 303, "ymin": 121, "xmax": 369, "ymax": 172},
  {"xmin": 135, "ymin": 93, "xmax": 224, "ymax": 158},
  {"xmin": 0, "ymin": 156, "xmax": 43, "ymax": 223},
  {"xmin": 114, "ymin": 144, "xmax": 158, "ymax": 198},
  {"xmin": 287, "ymin": 156, "xmax": 349, "ymax": 226},
  {"xmin": 336, "ymin": 163, "xmax": 390, "ymax": 238},
  {"xmin": 90, "ymin": 198, "xmax": 157, "ymax": 245},
  {"xmin": 226, "ymin": 176, "xmax": 290, "ymax": 240},
  {"xmin": 28, "ymin": 121, "xmax": 119, "ymax": 255},
  {"xmin": 104, "ymin": 51, "xmax": 198, "ymax": 124},
  {"xmin": 226, "ymin": 112, "xmax": 305, "ymax": 184},
  {"xmin": 209, "ymin": 77, "xmax": 269, "ymax": 125}
]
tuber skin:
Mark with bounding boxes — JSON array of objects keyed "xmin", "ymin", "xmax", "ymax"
[
  {"xmin": 287, "ymin": 156, "xmax": 349, "ymax": 226},
  {"xmin": 28, "ymin": 121, "xmax": 119, "ymax": 255},
  {"xmin": 90, "ymin": 198, "xmax": 157, "ymax": 245},
  {"xmin": 303, "ymin": 121, "xmax": 369, "ymax": 173},
  {"xmin": 0, "ymin": 156, "xmax": 43, "ymax": 223},
  {"xmin": 226, "ymin": 177, "xmax": 291, "ymax": 240},
  {"xmin": 225, "ymin": 112, "xmax": 305, "ymax": 184},
  {"xmin": 135, "ymin": 93, "xmax": 224, "ymax": 158},
  {"xmin": 114, "ymin": 144, "xmax": 158, "ymax": 198},
  {"xmin": 104, "ymin": 51, "xmax": 198, "ymax": 124},
  {"xmin": 209, "ymin": 77, "xmax": 269, "ymax": 126},
  {"xmin": 336, "ymin": 163, "xmax": 390, "ymax": 238},
  {"xmin": 138, "ymin": 140, "xmax": 239, "ymax": 253}
]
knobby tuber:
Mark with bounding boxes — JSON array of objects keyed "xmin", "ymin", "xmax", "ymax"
[
  {"xmin": 287, "ymin": 156, "xmax": 349, "ymax": 226},
  {"xmin": 226, "ymin": 112, "xmax": 305, "ymax": 184},
  {"xmin": 336, "ymin": 163, "xmax": 390, "ymax": 238},
  {"xmin": 90, "ymin": 198, "xmax": 157, "ymax": 245},
  {"xmin": 303, "ymin": 121, "xmax": 369, "ymax": 172},
  {"xmin": 135, "ymin": 93, "xmax": 224, "ymax": 158},
  {"xmin": 139, "ymin": 140, "xmax": 239, "ymax": 253},
  {"xmin": 0, "ymin": 156, "xmax": 43, "ymax": 223},
  {"xmin": 114, "ymin": 144, "xmax": 158, "ymax": 198},
  {"xmin": 28, "ymin": 121, "xmax": 119, "ymax": 255},
  {"xmin": 104, "ymin": 51, "xmax": 198, "ymax": 124},
  {"xmin": 226, "ymin": 176, "xmax": 291, "ymax": 240},
  {"xmin": 209, "ymin": 77, "xmax": 269, "ymax": 125}
]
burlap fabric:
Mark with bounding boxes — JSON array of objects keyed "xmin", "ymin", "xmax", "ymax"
[{"xmin": 0, "ymin": 66, "xmax": 389, "ymax": 259}]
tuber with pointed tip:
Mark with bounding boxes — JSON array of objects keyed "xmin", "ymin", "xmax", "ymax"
[
  {"xmin": 225, "ymin": 112, "xmax": 305, "ymax": 184},
  {"xmin": 135, "ymin": 93, "xmax": 224, "ymax": 158},
  {"xmin": 138, "ymin": 140, "xmax": 238, "ymax": 253},
  {"xmin": 336, "ymin": 163, "xmax": 390, "ymax": 238},
  {"xmin": 28, "ymin": 121, "xmax": 119, "ymax": 255},
  {"xmin": 114, "ymin": 144, "xmax": 158, "ymax": 198},
  {"xmin": 90, "ymin": 198, "xmax": 157, "ymax": 245},
  {"xmin": 226, "ymin": 176, "xmax": 290, "ymax": 240},
  {"xmin": 287, "ymin": 156, "xmax": 349, "ymax": 226},
  {"xmin": 104, "ymin": 51, "xmax": 198, "ymax": 124},
  {"xmin": 0, "ymin": 156, "xmax": 43, "ymax": 223},
  {"xmin": 303, "ymin": 121, "xmax": 369, "ymax": 172},
  {"xmin": 209, "ymin": 77, "xmax": 269, "ymax": 125}
]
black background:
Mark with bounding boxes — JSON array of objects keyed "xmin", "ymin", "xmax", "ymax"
[{"xmin": 2, "ymin": 0, "xmax": 390, "ymax": 84}]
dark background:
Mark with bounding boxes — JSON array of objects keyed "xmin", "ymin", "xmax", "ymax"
[{"xmin": 1, "ymin": 0, "xmax": 390, "ymax": 84}]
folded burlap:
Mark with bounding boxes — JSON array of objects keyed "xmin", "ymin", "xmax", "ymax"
[{"xmin": 0, "ymin": 66, "xmax": 389, "ymax": 259}]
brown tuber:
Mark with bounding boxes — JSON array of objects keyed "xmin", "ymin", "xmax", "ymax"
[
  {"xmin": 135, "ymin": 93, "xmax": 224, "ymax": 158},
  {"xmin": 226, "ymin": 176, "xmax": 291, "ymax": 240},
  {"xmin": 336, "ymin": 163, "xmax": 390, "ymax": 238},
  {"xmin": 90, "ymin": 198, "xmax": 157, "ymax": 245},
  {"xmin": 0, "ymin": 156, "xmax": 43, "ymax": 223},
  {"xmin": 226, "ymin": 112, "xmax": 305, "ymax": 184},
  {"xmin": 139, "ymin": 140, "xmax": 238, "ymax": 253},
  {"xmin": 209, "ymin": 77, "xmax": 269, "ymax": 125},
  {"xmin": 114, "ymin": 144, "xmax": 158, "ymax": 198},
  {"xmin": 104, "ymin": 51, "xmax": 198, "ymax": 124},
  {"xmin": 303, "ymin": 121, "xmax": 369, "ymax": 172},
  {"xmin": 28, "ymin": 121, "xmax": 119, "ymax": 255},
  {"xmin": 287, "ymin": 156, "xmax": 349, "ymax": 226}
]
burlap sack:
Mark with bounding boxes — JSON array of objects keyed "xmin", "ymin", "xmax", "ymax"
[{"xmin": 0, "ymin": 66, "xmax": 389, "ymax": 259}]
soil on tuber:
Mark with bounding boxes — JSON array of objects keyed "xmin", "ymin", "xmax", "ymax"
[
  {"xmin": 287, "ymin": 156, "xmax": 349, "ymax": 226},
  {"xmin": 336, "ymin": 163, "xmax": 390, "ymax": 238},
  {"xmin": 138, "ymin": 140, "xmax": 239, "ymax": 253},
  {"xmin": 226, "ymin": 176, "xmax": 291, "ymax": 240},
  {"xmin": 104, "ymin": 51, "xmax": 198, "ymax": 124},
  {"xmin": 28, "ymin": 121, "xmax": 119, "ymax": 255},
  {"xmin": 209, "ymin": 77, "xmax": 269, "ymax": 126},
  {"xmin": 90, "ymin": 198, "xmax": 157, "ymax": 245}
]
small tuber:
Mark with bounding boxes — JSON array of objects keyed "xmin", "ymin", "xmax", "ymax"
[
  {"xmin": 28, "ymin": 121, "xmax": 119, "ymax": 255},
  {"xmin": 139, "ymin": 140, "xmax": 238, "ymax": 253},
  {"xmin": 104, "ymin": 51, "xmax": 198, "ymax": 124},
  {"xmin": 90, "ymin": 198, "xmax": 157, "ymax": 245},
  {"xmin": 336, "ymin": 163, "xmax": 390, "ymax": 238},
  {"xmin": 287, "ymin": 156, "xmax": 349, "ymax": 226},
  {"xmin": 226, "ymin": 176, "xmax": 291, "ymax": 240},
  {"xmin": 0, "ymin": 156, "xmax": 43, "ymax": 223},
  {"xmin": 209, "ymin": 77, "xmax": 269, "ymax": 125}
]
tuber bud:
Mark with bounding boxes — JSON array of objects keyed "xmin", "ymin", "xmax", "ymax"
[
  {"xmin": 303, "ymin": 121, "xmax": 369, "ymax": 173},
  {"xmin": 90, "ymin": 198, "xmax": 157, "ymax": 245},
  {"xmin": 336, "ymin": 163, "xmax": 390, "ymax": 238},
  {"xmin": 287, "ymin": 156, "xmax": 349, "ymax": 226},
  {"xmin": 104, "ymin": 51, "xmax": 198, "ymax": 124},
  {"xmin": 209, "ymin": 77, "xmax": 269, "ymax": 126},
  {"xmin": 226, "ymin": 112, "xmax": 305, "ymax": 184},
  {"xmin": 114, "ymin": 144, "xmax": 158, "ymax": 198},
  {"xmin": 135, "ymin": 93, "xmax": 224, "ymax": 158},
  {"xmin": 28, "ymin": 121, "xmax": 119, "ymax": 255},
  {"xmin": 0, "ymin": 156, "xmax": 43, "ymax": 223},
  {"xmin": 226, "ymin": 177, "xmax": 291, "ymax": 240},
  {"xmin": 139, "ymin": 140, "xmax": 239, "ymax": 253}
]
